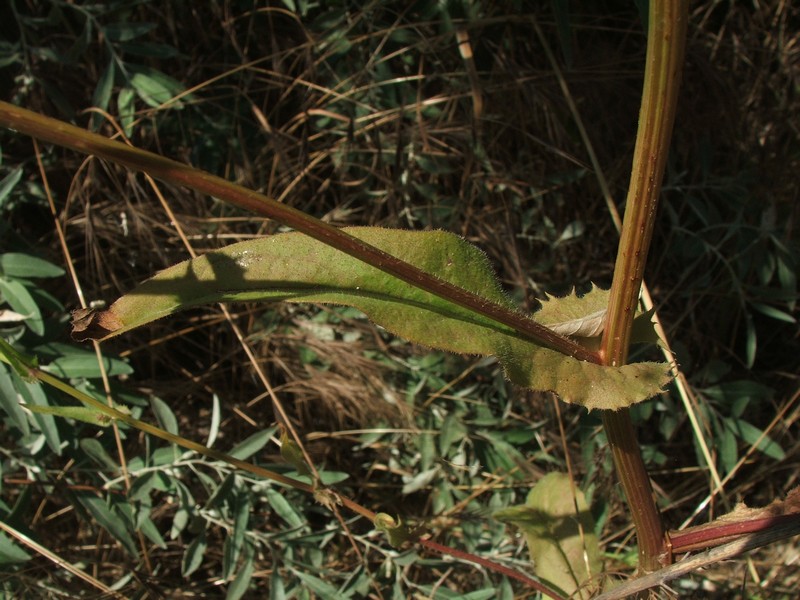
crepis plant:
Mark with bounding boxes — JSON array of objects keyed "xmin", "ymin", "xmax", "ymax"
[{"xmin": 3, "ymin": 1, "xmax": 798, "ymax": 597}]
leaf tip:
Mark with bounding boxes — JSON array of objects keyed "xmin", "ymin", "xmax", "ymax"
[{"xmin": 71, "ymin": 308, "xmax": 123, "ymax": 342}]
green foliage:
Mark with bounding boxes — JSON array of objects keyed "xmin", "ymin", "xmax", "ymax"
[
  {"xmin": 73, "ymin": 228, "xmax": 670, "ymax": 410},
  {"xmin": 495, "ymin": 472, "xmax": 602, "ymax": 598},
  {"xmin": 0, "ymin": 0, "xmax": 797, "ymax": 596}
]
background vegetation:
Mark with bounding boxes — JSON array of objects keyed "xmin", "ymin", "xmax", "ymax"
[{"xmin": 0, "ymin": 0, "xmax": 798, "ymax": 597}]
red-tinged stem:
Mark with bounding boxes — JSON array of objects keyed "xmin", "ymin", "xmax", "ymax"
[
  {"xmin": 599, "ymin": 0, "xmax": 688, "ymax": 573},
  {"xmin": 419, "ymin": 538, "xmax": 566, "ymax": 599},
  {"xmin": 669, "ymin": 513, "xmax": 800, "ymax": 554},
  {"xmin": 0, "ymin": 101, "xmax": 598, "ymax": 364}
]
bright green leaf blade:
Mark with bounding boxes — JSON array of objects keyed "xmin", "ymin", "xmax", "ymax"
[
  {"xmin": 494, "ymin": 472, "xmax": 602, "ymax": 599},
  {"xmin": 0, "ymin": 277, "xmax": 44, "ymax": 335},
  {"xmin": 0, "ymin": 253, "xmax": 65, "ymax": 278},
  {"xmin": 71, "ymin": 228, "xmax": 671, "ymax": 409}
]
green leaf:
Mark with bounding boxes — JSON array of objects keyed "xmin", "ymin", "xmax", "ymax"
[
  {"xmin": 226, "ymin": 543, "xmax": 255, "ymax": 599},
  {"xmin": 750, "ymin": 302, "xmax": 796, "ymax": 323},
  {"xmin": 72, "ymin": 229, "xmax": 670, "ymax": 410},
  {"xmin": 150, "ymin": 396, "xmax": 178, "ymax": 435},
  {"xmin": 0, "ymin": 338, "xmax": 37, "ymax": 382},
  {"xmin": 38, "ymin": 344, "xmax": 133, "ymax": 379},
  {"xmin": 228, "ymin": 427, "xmax": 275, "ymax": 460},
  {"xmin": 138, "ymin": 514, "xmax": 167, "ymax": 549},
  {"xmin": 724, "ymin": 417, "xmax": 786, "ymax": 461},
  {"xmin": 75, "ymin": 493, "xmax": 138, "ymax": 556},
  {"xmin": 103, "ymin": 22, "xmax": 158, "ymax": 42},
  {"xmin": 222, "ymin": 487, "xmax": 250, "ymax": 580},
  {"xmin": 207, "ymin": 393, "xmax": 221, "ymax": 447},
  {"xmin": 494, "ymin": 472, "xmax": 602, "ymax": 598},
  {"xmin": 0, "ymin": 277, "xmax": 44, "ymax": 335},
  {"xmin": 264, "ymin": 488, "xmax": 304, "ymax": 529},
  {"xmin": 291, "ymin": 569, "xmax": 341, "ymax": 600},
  {"xmin": 12, "ymin": 373, "xmax": 61, "ymax": 455},
  {"xmin": 0, "ymin": 166, "xmax": 23, "ymax": 210},
  {"xmin": 0, "ymin": 363, "xmax": 31, "ymax": 434},
  {"xmin": 127, "ymin": 64, "xmax": 186, "ymax": 108},
  {"xmin": 279, "ymin": 426, "xmax": 312, "ymax": 479},
  {"xmin": 80, "ymin": 438, "xmax": 120, "ymax": 470},
  {"xmin": 117, "ymin": 86, "xmax": 137, "ymax": 137},
  {"xmin": 0, "ymin": 532, "xmax": 31, "ymax": 564},
  {"xmin": 90, "ymin": 60, "xmax": 115, "ymax": 131},
  {"xmin": 182, "ymin": 531, "xmax": 207, "ymax": 577},
  {"xmin": 438, "ymin": 413, "xmax": 467, "ymax": 456},
  {"xmin": 0, "ymin": 253, "xmax": 64, "ymax": 278}
]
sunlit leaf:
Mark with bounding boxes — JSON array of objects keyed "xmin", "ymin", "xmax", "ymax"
[
  {"xmin": 71, "ymin": 229, "xmax": 670, "ymax": 410},
  {"xmin": 494, "ymin": 472, "xmax": 602, "ymax": 599}
]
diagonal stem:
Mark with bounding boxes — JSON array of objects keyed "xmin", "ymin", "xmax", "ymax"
[
  {"xmin": 599, "ymin": 0, "xmax": 688, "ymax": 573},
  {"xmin": 0, "ymin": 100, "xmax": 597, "ymax": 363}
]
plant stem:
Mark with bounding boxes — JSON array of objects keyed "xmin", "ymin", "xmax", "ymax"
[
  {"xmin": 0, "ymin": 101, "xmax": 597, "ymax": 363},
  {"xmin": 599, "ymin": 0, "xmax": 688, "ymax": 573}
]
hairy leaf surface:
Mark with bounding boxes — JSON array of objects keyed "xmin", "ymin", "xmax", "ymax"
[{"xmin": 71, "ymin": 228, "xmax": 670, "ymax": 409}]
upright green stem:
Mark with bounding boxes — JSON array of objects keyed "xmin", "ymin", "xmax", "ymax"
[{"xmin": 599, "ymin": 1, "xmax": 688, "ymax": 572}]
